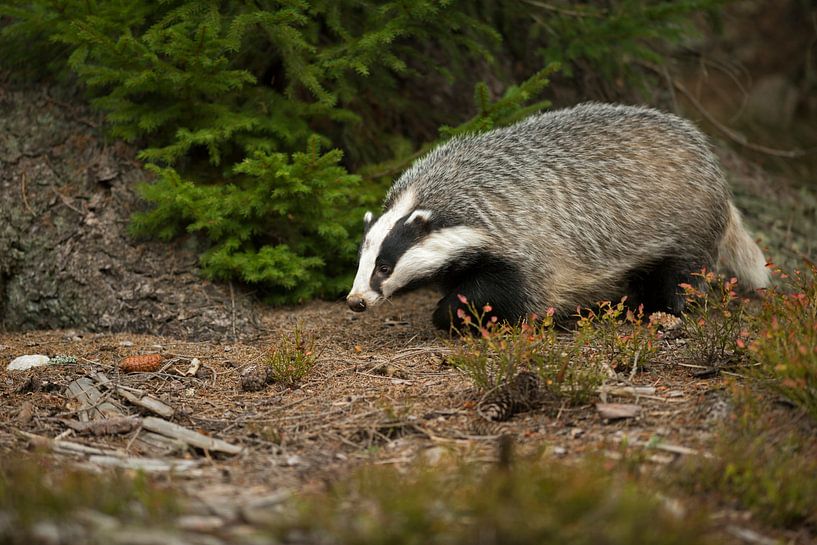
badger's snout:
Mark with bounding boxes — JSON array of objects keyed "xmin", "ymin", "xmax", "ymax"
[{"xmin": 346, "ymin": 295, "xmax": 368, "ymax": 312}]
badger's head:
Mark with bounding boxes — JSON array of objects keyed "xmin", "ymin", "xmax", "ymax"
[{"xmin": 346, "ymin": 191, "xmax": 487, "ymax": 312}]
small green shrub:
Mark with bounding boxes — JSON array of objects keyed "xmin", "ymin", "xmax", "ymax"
[
  {"xmin": 446, "ymin": 301, "xmax": 603, "ymax": 406},
  {"xmin": 265, "ymin": 326, "xmax": 318, "ymax": 387},
  {"xmin": 576, "ymin": 298, "xmax": 659, "ymax": 376},
  {"xmin": 0, "ymin": 456, "xmax": 177, "ymax": 532},
  {"xmin": 750, "ymin": 262, "xmax": 817, "ymax": 421},
  {"xmin": 680, "ymin": 271, "xmax": 751, "ymax": 366},
  {"xmin": 679, "ymin": 386, "xmax": 817, "ymax": 528},
  {"xmin": 275, "ymin": 456, "xmax": 715, "ymax": 545},
  {"xmin": 445, "ymin": 301, "xmax": 531, "ymax": 392}
]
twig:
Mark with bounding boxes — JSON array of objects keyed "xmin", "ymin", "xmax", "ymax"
[
  {"xmin": 522, "ymin": 0, "xmax": 601, "ymax": 17},
  {"xmin": 725, "ymin": 525, "xmax": 778, "ymax": 545},
  {"xmin": 51, "ymin": 187, "xmax": 84, "ymax": 215},
  {"xmin": 629, "ymin": 348, "xmax": 641, "ymax": 381},
  {"xmin": 141, "ymin": 416, "xmax": 242, "ymax": 455},
  {"xmin": 125, "ymin": 423, "xmax": 143, "ymax": 453},
  {"xmin": 229, "ymin": 281, "xmax": 237, "ymax": 343},
  {"xmin": 661, "ymin": 64, "xmax": 680, "ymax": 114},
  {"xmin": 20, "ymin": 172, "xmax": 34, "ymax": 216}
]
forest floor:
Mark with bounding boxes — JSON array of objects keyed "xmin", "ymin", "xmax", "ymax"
[
  {"xmin": 3, "ymin": 287, "xmax": 816, "ymax": 544},
  {"xmin": 2, "ymin": 75, "xmax": 817, "ymax": 545}
]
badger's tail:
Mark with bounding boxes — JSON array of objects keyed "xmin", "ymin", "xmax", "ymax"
[{"xmin": 717, "ymin": 202, "xmax": 770, "ymax": 289}]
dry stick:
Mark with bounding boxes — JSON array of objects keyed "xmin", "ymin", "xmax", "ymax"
[
  {"xmin": 229, "ymin": 281, "xmax": 237, "ymax": 344},
  {"xmin": 51, "ymin": 186, "xmax": 84, "ymax": 215},
  {"xmin": 699, "ymin": 57, "xmax": 752, "ymax": 123},
  {"xmin": 521, "ymin": 0, "xmax": 601, "ymax": 17},
  {"xmin": 141, "ymin": 416, "xmax": 242, "ymax": 455},
  {"xmin": 20, "ymin": 172, "xmax": 34, "ymax": 215},
  {"xmin": 125, "ymin": 422, "xmax": 143, "ymax": 453}
]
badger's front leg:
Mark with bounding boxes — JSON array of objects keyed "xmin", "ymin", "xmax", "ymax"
[{"xmin": 432, "ymin": 261, "xmax": 529, "ymax": 331}]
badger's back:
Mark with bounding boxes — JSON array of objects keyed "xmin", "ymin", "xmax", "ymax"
[
  {"xmin": 386, "ymin": 103, "xmax": 732, "ymax": 312},
  {"xmin": 348, "ymin": 103, "xmax": 768, "ymax": 327}
]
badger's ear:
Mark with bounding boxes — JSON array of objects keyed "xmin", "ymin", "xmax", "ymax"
[
  {"xmin": 363, "ymin": 211, "xmax": 374, "ymax": 234},
  {"xmin": 405, "ymin": 209, "xmax": 433, "ymax": 231}
]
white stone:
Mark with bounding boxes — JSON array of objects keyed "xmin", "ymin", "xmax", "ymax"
[{"xmin": 7, "ymin": 354, "xmax": 51, "ymax": 371}]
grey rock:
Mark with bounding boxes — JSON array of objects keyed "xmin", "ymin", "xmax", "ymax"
[{"xmin": 7, "ymin": 354, "xmax": 50, "ymax": 371}]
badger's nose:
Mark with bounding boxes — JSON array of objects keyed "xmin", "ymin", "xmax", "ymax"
[{"xmin": 347, "ymin": 295, "xmax": 367, "ymax": 312}]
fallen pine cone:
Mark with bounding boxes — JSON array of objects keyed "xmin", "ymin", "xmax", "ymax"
[
  {"xmin": 477, "ymin": 371, "xmax": 541, "ymax": 422},
  {"xmin": 120, "ymin": 354, "xmax": 163, "ymax": 373}
]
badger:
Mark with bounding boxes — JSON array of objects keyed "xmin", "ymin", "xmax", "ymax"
[{"xmin": 346, "ymin": 103, "xmax": 769, "ymax": 330}]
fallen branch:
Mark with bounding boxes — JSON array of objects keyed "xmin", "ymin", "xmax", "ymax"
[
  {"xmin": 85, "ymin": 455, "xmax": 201, "ymax": 473},
  {"xmin": 62, "ymin": 416, "xmax": 141, "ymax": 436},
  {"xmin": 15, "ymin": 430, "xmax": 124, "ymax": 457},
  {"xmin": 65, "ymin": 377, "xmax": 125, "ymax": 422},
  {"xmin": 93, "ymin": 372, "xmax": 175, "ymax": 418},
  {"xmin": 141, "ymin": 417, "xmax": 242, "ymax": 455},
  {"xmin": 596, "ymin": 403, "xmax": 641, "ymax": 420}
]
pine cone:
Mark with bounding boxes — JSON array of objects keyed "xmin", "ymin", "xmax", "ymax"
[
  {"xmin": 120, "ymin": 354, "xmax": 163, "ymax": 373},
  {"xmin": 240, "ymin": 365, "xmax": 273, "ymax": 392},
  {"xmin": 477, "ymin": 371, "xmax": 541, "ymax": 422}
]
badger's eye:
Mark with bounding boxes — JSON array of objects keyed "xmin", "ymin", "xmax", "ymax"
[{"xmin": 377, "ymin": 264, "xmax": 392, "ymax": 276}]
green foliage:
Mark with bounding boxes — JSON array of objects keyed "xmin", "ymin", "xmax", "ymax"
[
  {"xmin": 265, "ymin": 324, "xmax": 318, "ymax": 387},
  {"xmin": 130, "ymin": 138, "xmax": 362, "ymax": 301},
  {"xmin": 446, "ymin": 300, "xmax": 603, "ymax": 406},
  {"xmin": 0, "ymin": 456, "xmax": 177, "ymax": 533},
  {"xmin": 680, "ymin": 271, "xmax": 752, "ymax": 366},
  {"xmin": 276, "ymin": 456, "xmax": 715, "ymax": 545},
  {"xmin": 523, "ymin": 0, "xmax": 728, "ymax": 91},
  {"xmin": 438, "ymin": 63, "xmax": 558, "ymax": 138},
  {"xmin": 0, "ymin": 1, "xmax": 724, "ymax": 302},
  {"xmin": 680, "ymin": 387, "xmax": 817, "ymax": 528},
  {"xmin": 750, "ymin": 262, "xmax": 817, "ymax": 422},
  {"xmin": 673, "ymin": 265, "xmax": 817, "ymax": 528},
  {"xmin": 576, "ymin": 298, "xmax": 659, "ymax": 375}
]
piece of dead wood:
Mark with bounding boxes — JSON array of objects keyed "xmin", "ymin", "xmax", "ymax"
[
  {"xmin": 112, "ymin": 387, "xmax": 175, "ymax": 419},
  {"xmin": 598, "ymin": 385, "xmax": 656, "ymax": 397},
  {"xmin": 597, "ymin": 385, "xmax": 660, "ymax": 403},
  {"xmin": 137, "ymin": 431, "xmax": 189, "ymax": 456},
  {"xmin": 85, "ymin": 455, "xmax": 201, "ymax": 473},
  {"xmin": 65, "ymin": 377, "xmax": 126, "ymax": 422},
  {"xmin": 616, "ymin": 438, "xmax": 711, "ymax": 459},
  {"xmin": 93, "ymin": 372, "xmax": 175, "ymax": 418},
  {"xmin": 62, "ymin": 416, "xmax": 141, "ymax": 436},
  {"xmin": 16, "ymin": 430, "xmax": 124, "ymax": 457},
  {"xmin": 16, "ymin": 401, "xmax": 34, "ymax": 426},
  {"xmin": 141, "ymin": 416, "xmax": 242, "ymax": 455},
  {"xmin": 725, "ymin": 525, "xmax": 779, "ymax": 545},
  {"xmin": 185, "ymin": 357, "xmax": 201, "ymax": 376},
  {"xmin": 596, "ymin": 402, "xmax": 641, "ymax": 420},
  {"xmin": 647, "ymin": 442, "xmax": 700, "ymax": 456}
]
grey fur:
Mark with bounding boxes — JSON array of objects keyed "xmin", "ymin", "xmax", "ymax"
[{"xmin": 364, "ymin": 102, "xmax": 769, "ymax": 319}]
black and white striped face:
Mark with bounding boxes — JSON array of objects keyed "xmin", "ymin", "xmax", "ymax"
[{"xmin": 346, "ymin": 191, "xmax": 487, "ymax": 312}]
